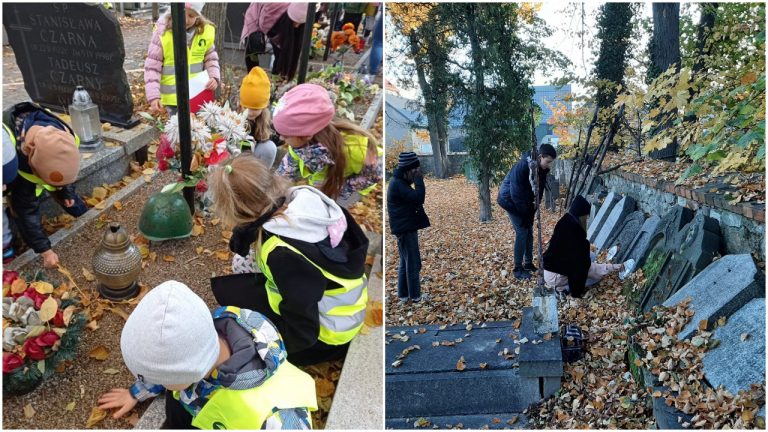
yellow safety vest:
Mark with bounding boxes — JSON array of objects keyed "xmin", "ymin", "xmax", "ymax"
[
  {"xmin": 159, "ymin": 24, "xmax": 216, "ymax": 106},
  {"xmin": 258, "ymin": 235, "xmax": 368, "ymax": 346},
  {"xmin": 176, "ymin": 361, "xmax": 318, "ymax": 430},
  {"xmin": 288, "ymin": 133, "xmax": 382, "ymax": 195},
  {"xmin": 5, "ymin": 121, "xmax": 80, "ymax": 197}
]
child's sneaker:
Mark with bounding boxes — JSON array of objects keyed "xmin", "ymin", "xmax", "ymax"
[
  {"xmin": 398, "ymin": 297, "xmax": 408, "ymax": 304},
  {"xmin": 606, "ymin": 245, "xmax": 618, "ymax": 262},
  {"xmin": 619, "ymin": 259, "xmax": 636, "ymax": 280},
  {"xmin": 412, "ymin": 294, "xmax": 429, "ymax": 303}
]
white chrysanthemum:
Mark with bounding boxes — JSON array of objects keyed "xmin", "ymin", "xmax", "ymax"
[
  {"xmin": 198, "ymin": 102, "xmax": 224, "ymax": 128},
  {"xmin": 164, "ymin": 115, "xmax": 180, "ymax": 144},
  {"xmin": 217, "ymin": 111, "xmax": 249, "ymax": 144},
  {"xmin": 190, "ymin": 115, "xmax": 212, "ymax": 151}
]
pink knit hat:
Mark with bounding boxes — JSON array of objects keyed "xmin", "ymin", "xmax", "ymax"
[{"xmin": 273, "ymin": 84, "xmax": 335, "ymax": 137}]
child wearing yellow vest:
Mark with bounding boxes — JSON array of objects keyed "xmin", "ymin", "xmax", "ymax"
[
  {"xmin": 97, "ymin": 280, "xmax": 317, "ymax": 429},
  {"xmin": 239, "ymin": 67, "xmax": 278, "ymax": 168},
  {"xmin": 208, "ymin": 154, "xmax": 370, "ymax": 365},
  {"xmin": 144, "ymin": 2, "xmax": 220, "ymax": 116},
  {"xmin": 273, "ymin": 84, "xmax": 381, "ymax": 200}
]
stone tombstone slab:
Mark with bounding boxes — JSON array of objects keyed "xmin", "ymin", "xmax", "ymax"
[
  {"xmin": 702, "ymin": 298, "xmax": 765, "ymax": 395},
  {"xmin": 664, "ymin": 254, "xmax": 764, "ymax": 340},
  {"xmin": 594, "ymin": 196, "xmax": 637, "ymax": 251},
  {"xmin": 544, "ymin": 175, "xmax": 560, "ymax": 212},
  {"xmin": 623, "ymin": 215, "xmax": 661, "ymax": 269},
  {"xmin": 587, "ymin": 192, "xmax": 619, "ymax": 243},
  {"xmin": 639, "ymin": 212, "xmax": 721, "ymax": 313},
  {"xmin": 633, "ymin": 206, "xmax": 694, "ymax": 269},
  {"xmin": 605, "ymin": 211, "xmax": 646, "ymax": 263},
  {"xmin": 3, "ymin": 3, "xmax": 137, "ymax": 128}
]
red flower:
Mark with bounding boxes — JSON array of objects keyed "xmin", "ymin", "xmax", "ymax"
[
  {"xmin": 52, "ymin": 310, "xmax": 65, "ymax": 327},
  {"xmin": 3, "ymin": 270, "xmax": 19, "ymax": 286},
  {"xmin": 22, "ymin": 287, "xmax": 48, "ymax": 309},
  {"xmin": 23, "ymin": 338, "xmax": 47, "ymax": 361},
  {"xmin": 35, "ymin": 331, "xmax": 60, "ymax": 347},
  {"xmin": 158, "ymin": 159, "xmax": 170, "ymax": 172},
  {"xmin": 196, "ymin": 180, "xmax": 208, "ymax": 193},
  {"xmin": 3, "ymin": 352, "xmax": 24, "ymax": 374},
  {"xmin": 205, "ymin": 149, "xmax": 230, "ymax": 166}
]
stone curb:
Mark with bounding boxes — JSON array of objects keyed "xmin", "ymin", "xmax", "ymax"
[{"xmin": 7, "ymin": 172, "xmax": 159, "ymax": 271}]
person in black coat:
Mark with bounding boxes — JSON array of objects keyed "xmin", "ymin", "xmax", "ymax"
[
  {"xmin": 497, "ymin": 144, "xmax": 557, "ymax": 280},
  {"xmin": 543, "ymin": 195, "xmax": 634, "ymax": 298},
  {"xmin": 387, "ymin": 152, "xmax": 430, "ymax": 303}
]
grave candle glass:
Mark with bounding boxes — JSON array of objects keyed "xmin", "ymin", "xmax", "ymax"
[{"xmin": 69, "ymin": 86, "xmax": 104, "ymax": 152}]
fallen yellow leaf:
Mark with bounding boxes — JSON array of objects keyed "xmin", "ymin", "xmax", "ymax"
[
  {"xmin": 65, "ymin": 401, "xmax": 76, "ymax": 411},
  {"xmin": 89, "ymin": 346, "xmax": 109, "ymax": 361},
  {"xmin": 24, "ymin": 404, "xmax": 35, "ymax": 418},
  {"xmin": 38, "ymin": 297, "xmax": 58, "ymax": 322},
  {"xmin": 210, "ymin": 218, "xmax": 221, "ymax": 226},
  {"xmin": 32, "ymin": 281, "xmax": 54, "ymax": 294},
  {"xmin": 215, "ymin": 250, "xmax": 230, "ymax": 261},
  {"xmin": 11, "ymin": 278, "xmax": 27, "ymax": 294},
  {"xmin": 456, "ymin": 356, "xmax": 466, "ymax": 371},
  {"xmin": 85, "ymin": 407, "xmax": 107, "ymax": 428},
  {"xmin": 94, "ymin": 201, "xmax": 107, "ymax": 210},
  {"xmin": 191, "ymin": 224, "xmax": 205, "ymax": 236},
  {"xmin": 82, "ymin": 268, "xmax": 96, "ymax": 282},
  {"xmin": 113, "ymin": 201, "xmax": 123, "ymax": 211},
  {"xmin": 163, "ymin": 255, "xmax": 176, "ymax": 262}
]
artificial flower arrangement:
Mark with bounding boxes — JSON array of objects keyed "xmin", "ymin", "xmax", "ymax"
[
  {"xmin": 310, "ymin": 22, "xmax": 327, "ymax": 58},
  {"xmin": 141, "ymin": 102, "xmax": 251, "ymax": 198},
  {"xmin": 304, "ymin": 65, "xmax": 381, "ymax": 121},
  {"xmin": 2, "ymin": 270, "xmax": 84, "ymax": 396}
]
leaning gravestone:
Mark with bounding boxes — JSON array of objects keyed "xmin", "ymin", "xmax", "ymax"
[
  {"xmin": 622, "ymin": 215, "xmax": 661, "ymax": 270},
  {"xmin": 3, "ymin": 3, "xmax": 138, "ymax": 128},
  {"xmin": 544, "ymin": 175, "xmax": 560, "ymax": 212},
  {"xmin": 702, "ymin": 298, "xmax": 765, "ymax": 395},
  {"xmin": 664, "ymin": 254, "xmax": 764, "ymax": 340},
  {"xmin": 587, "ymin": 192, "xmax": 619, "ymax": 243},
  {"xmin": 594, "ymin": 195, "xmax": 637, "ymax": 251},
  {"xmin": 639, "ymin": 212, "xmax": 721, "ymax": 312},
  {"xmin": 634, "ymin": 205, "xmax": 694, "ymax": 268},
  {"xmin": 605, "ymin": 211, "xmax": 645, "ymax": 263}
]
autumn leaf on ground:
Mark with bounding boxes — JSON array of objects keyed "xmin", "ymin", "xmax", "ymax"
[
  {"xmin": 126, "ymin": 412, "xmax": 140, "ymax": 427},
  {"xmin": 215, "ymin": 250, "xmax": 231, "ymax": 261},
  {"xmin": 85, "ymin": 407, "xmax": 107, "ymax": 428},
  {"xmin": 365, "ymin": 255, "xmax": 375, "ymax": 266},
  {"xmin": 210, "ymin": 218, "xmax": 221, "ymax": 226},
  {"xmin": 456, "ymin": 356, "xmax": 466, "ymax": 371},
  {"xmin": 63, "ymin": 305, "xmax": 77, "ymax": 327},
  {"xmin": 191, "ymin": 224, "xmax": 205, "ymax": 236},
  {"xmin": 89, "ymin": 346, "xmax": 109, "ymax": 361},
  {"xmin": 364, "ymin": 300, "xmax": 383, "ymax": 327},
  {"xmin": 32, "ymin": 281, "xmax": 54, "ymax": 294},
  {"xmin": 23, "ymin": 404, "xmax": 35, "ymax": 418},
  {"xmin": 82, "ymin": 268, "xmax": 96, "ymax": 282},
  {"xmin": 65, "ymin": 401, "xmax": 76, "ymax": 411},
  {"xmin": 94, "ymin": 201, "xmax": 108, "ymax": 210},
  {"xmin": 315, "ymin": 378, "xmax": 336, "ymax": 398},
  {"xmin": 86, "ymin": 320, "xmax": 100, "ymax": 331},
  {"xmin": 38, "ymin": 297, "xmax": 58, "ymax": 322},
  {"xmin": 11, "ymin": 278, "xmax": 27, "ymax": 294},
  {"xmin": 110, "ymin": 307, "xmax": 129, "ymax": 321},
  {"xmin": 92, "ymin": 187, "xmax": 108, "ymax": 200},
  {"xmin": 103, "ymin": 368, "xmax": 120, "ymax": 375},
  {"xmin": 113, "ymin": 201, "xmax": 123, "ymax": 211}
]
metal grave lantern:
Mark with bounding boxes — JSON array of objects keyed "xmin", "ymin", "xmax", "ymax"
[
  {"xmin": 92, "ymin": 222, "xmax": 142, "ymax": 300},
  {"xmin": 69, "ymin": 86, "xmax": 104, "ymax": 152}
]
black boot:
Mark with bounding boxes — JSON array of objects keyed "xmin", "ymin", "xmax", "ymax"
[
  {"xmin": 513, "ymin": 267, "xmax": 531, "ymax": 280},
  {"xmin": 523, "ymin": 262, "xmax": 537, "ymax": 272}
]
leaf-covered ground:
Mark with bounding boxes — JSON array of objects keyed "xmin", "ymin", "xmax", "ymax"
[{"xmin": 384, "ymin": 176, "xmax": 764, "ymax": 428}]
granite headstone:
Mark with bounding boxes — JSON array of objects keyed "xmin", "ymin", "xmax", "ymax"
[
  {"xmin": 3, "ymin": 3, "xmax": 137, "ymax": 127},
  {"xmin": 622, "ymin": 215, "xmax": 661, "ymax": 271},
  {"xmin": 633, "ymin": 206, "xmax": 694, "ymax": 268},
  {"xmin": 594, "ymin": 195, "xmax": 637, "ymax": 251},
  {"xmin": 702, "ymin": 298, "xmax": 765, "ymax": 395},
  {"xmin": 605, "ymin": 211, "xmax": 646, "ymax": 263},
  {"xmin": 587, "ymin": 192, "xmax": 619, "ymax": 243},
  {"xmin": 664, "ymin": 254, "xmax": 764, "ymax": 340}
]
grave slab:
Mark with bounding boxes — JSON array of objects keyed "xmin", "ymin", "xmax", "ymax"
[
  {"xmin": 623, "ymin": 215, "xmax": 661, "ymax": 268},
  {"xmin": 532, "ymin": 294, "xmax": 558, "ymax": 334},
  {"xmin": 594, "ymin": 195, "xmax": 637, "ymax": 250},
  {"xmin": 587, "ymin": 192, "xmax": 619, "ymax": 243},
  {"xmin": 518, "ymin": 307, "xmax": 563, "ymax": 378},
  {"xmin": 3, "ymin": 3, "xmax": 137, "ymax": 127},
  {"xmin": 640, "ymin": 212, "xmax": 721, "ymax": 312},
  {"xmin": 640, "ymin": 206, "xmax": 695, "ymax": 266},
  {"xmin": 386, "ymin": 413, "xmax": 529, "ymax": 430},
  {"xmin": 664, "ymin": 254, "xmax": 765, "ymax": 340},
  {"xmin": 702, "ymin": 298, "xmax": 765, "ymax": 395},
  {"xmin": 605, "ymin": 211, "xmax": 645, "ymax": 261}
]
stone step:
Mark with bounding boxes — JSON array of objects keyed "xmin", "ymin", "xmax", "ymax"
[
  {"xmin": 385, "ymin": 322, "xmax": 545, "ymax": 418},
  {"xmin": 386, "ymin": 412, "xmax": 529, "ymax": 430},
  {"xmin": 325, "ymin": 254, "xmax": 384, "ymax": 429}
]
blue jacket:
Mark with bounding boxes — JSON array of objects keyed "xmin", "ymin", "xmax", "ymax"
[{"xmin": 497, "ymin": 151, "xmax": 549, "ymax": 226}]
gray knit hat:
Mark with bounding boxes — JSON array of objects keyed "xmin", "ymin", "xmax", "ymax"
[{"xmin": 120, "ymin": 281, "xmax": 220, "ymax": 386}]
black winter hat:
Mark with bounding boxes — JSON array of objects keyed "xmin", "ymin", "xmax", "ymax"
[
  {"xmin": 539, "ymin": 144, "xmax": 557, "ymax": 159},
  {"xmin": 398, "ymin": 151, "xmax": 420, "ymax": 170},
  {"xmin": 569, "ymin": 195, "xmax": 591, "ymax": 218}
]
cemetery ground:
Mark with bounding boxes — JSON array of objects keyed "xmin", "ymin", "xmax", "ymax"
[
  {"xmin": 4, "ymin": 168, "xmax": 384, "ymax": 430},
  {"xmin": 384, "ymin": 175, "xmax": 765, "ymax": 429}
]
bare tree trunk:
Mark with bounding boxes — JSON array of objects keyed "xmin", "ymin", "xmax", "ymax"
[
  {"xmin": 152, "ymin": 3, "xmax": 159, "ymax": 21},
  {"xmin": 651, "ymin": 3, "xmax": 681, "ymax": 73},
  {"xmin": 202, "ymin": 3, "xmax": 227, "ymax": 86},
  {"xmin": 409, "ymin": 34, "xmax": 448, "ymax": 178},
  {"xmin": 694, "ymin": 3, "xmax": 718, "ymax": 73}
]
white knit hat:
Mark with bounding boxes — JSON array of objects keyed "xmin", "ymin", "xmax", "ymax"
[
  {"xmin": 120, "ymin": 281, "xmax": 220, "ymax": 386},
  {"xmin": 185, "ymin": 2, "xmax": 205, "ymax": 14},
  {"xmin": 287, "ymin": 3, "xmax": 308, "ymax": 24}
]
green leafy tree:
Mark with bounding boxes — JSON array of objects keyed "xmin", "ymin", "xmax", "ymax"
[{"xmin": 593, "ymin": 3, "xmax": 635, "ymax": 110}]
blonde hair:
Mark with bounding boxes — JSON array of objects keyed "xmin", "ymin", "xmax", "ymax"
[
  {"xmin": 208, "ymin": 154, "xmax": 290, "ymax": 230},
  {"xmin": 312, "ymin": 118, "xmax": 379, "ymax": 199},
  {"xmin": 248, "ymin": 109, "xmax": 272, "ymax": 142},
  {"xmin": 163, "ymin": 9, "xmax": 213, "ymax": 35}
]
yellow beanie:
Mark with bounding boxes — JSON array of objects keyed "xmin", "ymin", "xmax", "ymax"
[{"xmin": 239, "ymin": 67, "xmax": 271, "ymax": 110}]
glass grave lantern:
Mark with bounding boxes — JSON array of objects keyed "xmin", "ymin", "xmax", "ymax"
[{"xmin": 69, "ymin": 86, "xmax": 104, "ymax": 152}]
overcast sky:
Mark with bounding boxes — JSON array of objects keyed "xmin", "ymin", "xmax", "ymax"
[{"xmin": 386, "ymin": 2, "xmax": 664, "ymax": 100}]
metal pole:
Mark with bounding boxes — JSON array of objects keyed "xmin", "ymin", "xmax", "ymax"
[
  {"xmin": 323, "ymin": 3, "xmax": 340, "ymax": 61},
  {"xmin": 171, "ymin": 3, "xmax": 194, "ymax": 214},
  {"xmin": 530, "ymin": 104, "xmax": 545, "ymax": 292},
  {"xmin": 297, "ymin": 3, "xmax": 317, "ymax": 84},
  {"xmin": 152, "ymin": 3, "xmax": 159, "ymax": 21}
]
